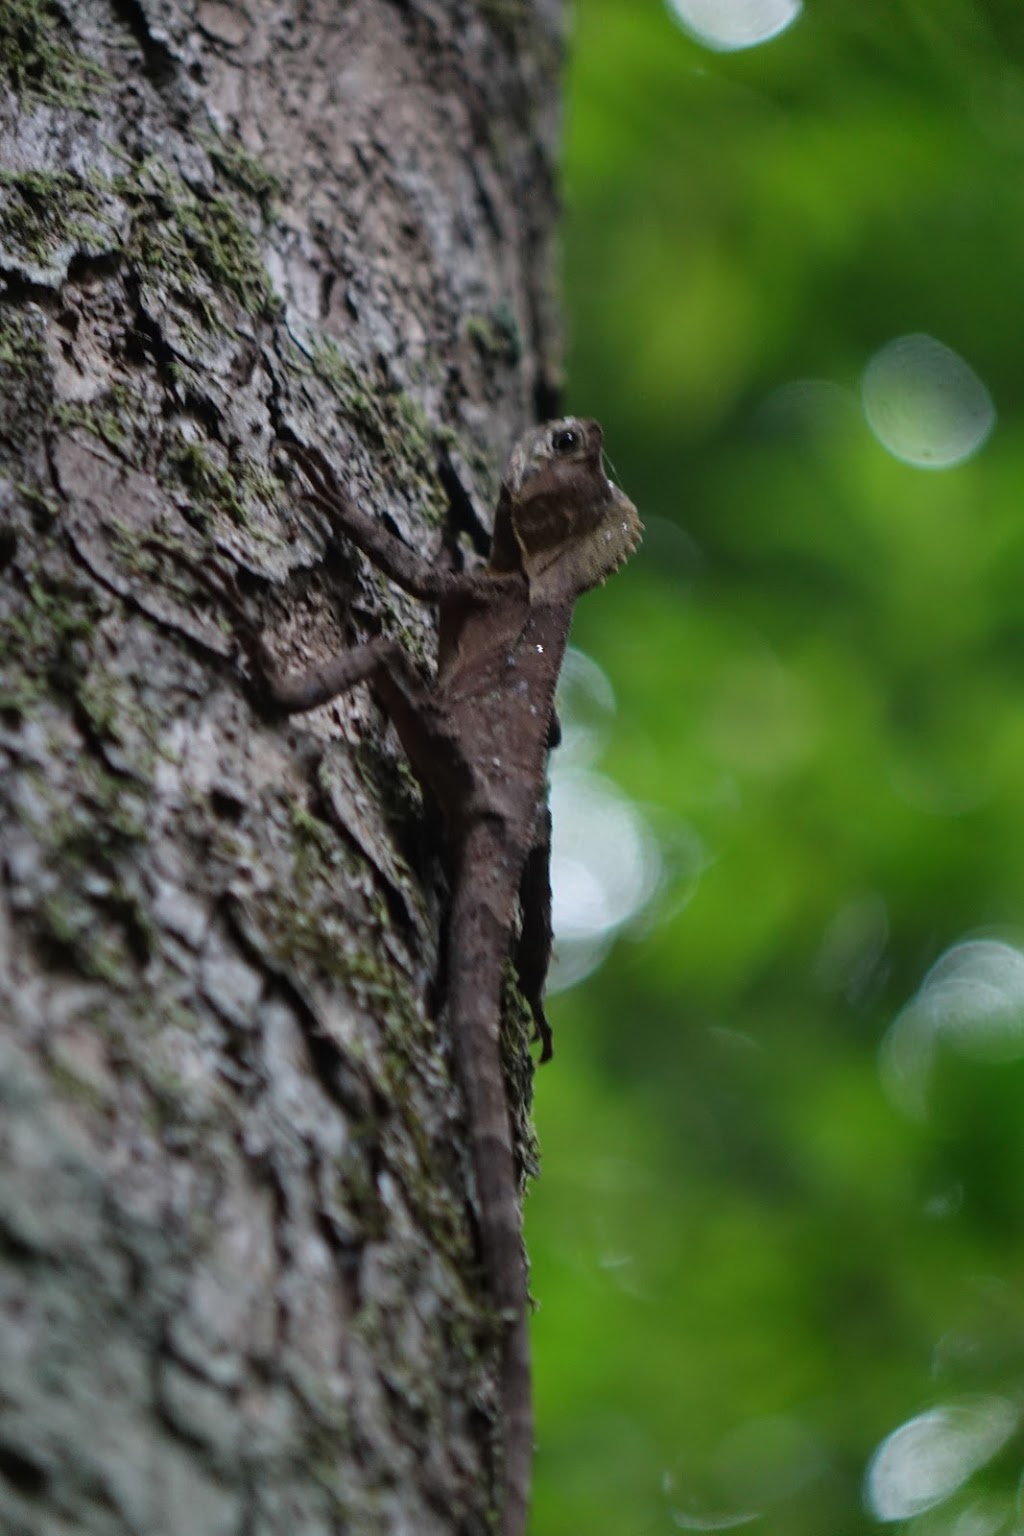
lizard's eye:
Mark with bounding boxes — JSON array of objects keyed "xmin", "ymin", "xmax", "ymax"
[{"xmin": 551, "ymin": 426, "xmax": 579, "ymax": 454}]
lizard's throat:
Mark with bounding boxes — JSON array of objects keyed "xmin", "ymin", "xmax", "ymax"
[{"xmin": 518, "ymin": 492, "xmax": 643, "ymax": 603}]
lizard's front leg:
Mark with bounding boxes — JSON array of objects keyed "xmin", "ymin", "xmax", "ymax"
[
  {"xmin": 254, "ymin": 632, "xmax": 414, "ymax": 716},
  {"xmin": 279, "ymin": 440, "xmax": 521, "ymax": 607},
  {"xmin": 198, "ymin": 563, "xmax": 460, "ymax": 804}
]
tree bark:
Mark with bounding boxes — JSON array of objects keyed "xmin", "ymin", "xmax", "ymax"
[{"xmin": 0, "ymin": 2, "xmax": 563, "ymax": 1531}]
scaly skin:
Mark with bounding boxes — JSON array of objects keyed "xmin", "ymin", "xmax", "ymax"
[{"xmin": 207, "ymin": 419, "xmax": 641, "ymax": 1536}]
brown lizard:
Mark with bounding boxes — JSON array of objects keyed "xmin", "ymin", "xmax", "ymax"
[{"xmin": 208, "ymin": 417, "xmax": 640, "ymax": 1536}]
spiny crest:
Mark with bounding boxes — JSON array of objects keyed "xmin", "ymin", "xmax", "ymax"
[{"xmin": 498, "ymin": 417, "xmax": 642, "ymax": 603}]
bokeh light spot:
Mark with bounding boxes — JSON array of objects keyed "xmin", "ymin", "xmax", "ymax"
[
  {"xmin": 861, "ymin": 334, "xmax": 995, "ymax": 469},
  {"xmin": 662, "ymin": 1469, "xmax": 761, "ymax": 1533},
  {"xmin": 555, "ymin": 647, "xmax": 618, "ymax": 769},
  {"xmin": 545, "ymin": 649, "xmax": 666, "ymax": 991},
  {"xmin": 714, "ymin": 1415, "xmax": 827, "ymax": 1506},
  {"xmin": 549, "ymin": 769, "xmax": 662, "ymax": 991},
  {"xmin": 665, "ymin": 0, "xmax": 802, "ymax": 51},
  {"xmin": 880, "ymin": 939, "xmax": 1024, "ymax": 1118},
  {"xmin": 757, "ymin": 377, "xmax": 860, "ymax": 442},
  {"xmin": 865, "ymin": 1397, "xmax": 1018, "ymax": 1521}
]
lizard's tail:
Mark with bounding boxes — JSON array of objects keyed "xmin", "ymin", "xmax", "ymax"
[
  {"xmin": 448, "ymin": 824, "xmax": 537, "ymax": 1536},
  {"xmin": 469, "ymin": 1117, "xmax": 534, "ymax": 1536},
  {"xmin": 500, "ymin": 1307, "xmax": 533, "ymax": 1536}
]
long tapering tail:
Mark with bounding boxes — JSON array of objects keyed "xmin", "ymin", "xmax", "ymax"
[
  {"xmin": 499, "ymin": 1309, "xmax": 533, "ymax": 1536},
  {"xmin": 448, "ymin": 821, "xmax": 535, "ymax": 1536}
]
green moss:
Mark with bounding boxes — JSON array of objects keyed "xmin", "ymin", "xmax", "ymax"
[
  {"xmin": 38, "ymin": 892, "xmax": 129, "ymax": 985},
  {"xmin": 142, "ymin": 1064, "xmax": 195, "ymax": 1131},
  {"xmin": 76, "ymin": 672, "xmax": 121, "ymax": 740},
  {"xmin": 465, "ymin": 303, "xmax": 523, "ymax": 366},
  {"xmin": 130, "ymin": 158, "xmax": 277, "ymax": 322},
  {"xmin": 0, "ymin": 164, "xmax": 279, "ymax": 459},
  {"xmin": 307, "ymin": 338, "xmax": 447, "ymax": 527},
  {"xmin": 53, "ymin": 380, "xmax": 139, "ymax": 457},
  {"xmin": 242, "ymin": 796, "xmax": 429, "ymax": 1061},
  {"xmin": 0, "ymin": 571, "xmax": 99, "ymax": 717},
  {"xmin": 0, "ymin": 169, "xmax": 120, "ymax": 269},
  {"xmin": 60, "ymin": 759, "xmax": 150, "ymax": 854},
  {"xmin": 201, "ymin": 133, "xmax": 281, "ymax": 212},
  {"xmin": 236, "ymin": 796, "xmax": 482, "ymax": 1283},
  {"xmin": 15, "ymin": 481, "xmax": 60, "ymax": 525},
  {"xmin": 164, "ymin": 1000, "xmax": 204, "ymax": 1034},
  {"xmin": 0, "ymin": 308, "xmax": 53, "ymax": 456},
  {"xmin": 52, "ymin": 397, "xmax": 278, "ymax": 537},
  {"xmin": 0, "ymin": 674, "xmax": 41, "ymax": 720},
  {"xmin": 343, "ymin": 947, "xmax": 422, "ymax": 1030},
  {"xmin": 0, "ymin": 256, "xmax": 151, "ymax": 467},
  {"xmin": 0, "ymin": 308, "xmax": 46, "ymax": 372},
  {"xmin": 104, "ymin": 520, "xmax": 188, "ymax": 584},
  {"xmin": 350, "ymin": 736, "xmax": 424, "ymax": 827},
  {"xmin": 465, "ymin": 316, "xmax": 493, "ymax": 351},
  {"xmin": 164, "ymin": 437, "xmax": 250, "ymax": 527},
  {"xmin": 289, "ymin": 799, "xmax": 336, "ymax": 852},
  {"xmin": 74, "ymin": 662, "xmax": 161, "ymax": 764},
  {"xmin": 32, "ymin": 577, "xmax": 99, "ymax": 647},
  {"xmin": 0, "ymin": 0, "xmax": 107, "ymax": 109},
  {"xmin": 0, "ymin": 163, "xmax": 276, "ymax": 326},
  {"xmin": 308, "ymin": 338, "xmax": 379, "ymax": 427},
  {"xmin": 21, "ymin": 747, "xmax": 154, "ymax": 986}
]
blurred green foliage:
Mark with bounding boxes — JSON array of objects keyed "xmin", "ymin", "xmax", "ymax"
[{"xmin": 528, "ymin": 3, "xmax": 1024, "ymax": 1533}]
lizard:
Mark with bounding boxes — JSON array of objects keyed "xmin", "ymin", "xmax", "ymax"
[{"xmin": 204, "ymin": 416, "xmax": 641, "ymax": 1536}]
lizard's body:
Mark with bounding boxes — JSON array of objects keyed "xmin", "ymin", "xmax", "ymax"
[
  {"xmin": 429, "ymin": 586, "xmax": 574, "ymax": 1536},
  {"xmin": 212, "ymin": 418, "xmax": 640, "ymax": 1536}
]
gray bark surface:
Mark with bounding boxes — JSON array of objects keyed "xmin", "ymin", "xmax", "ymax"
[{"xmin": 0, "ymin": 2, "xmax": 563, "ymax": 1531}]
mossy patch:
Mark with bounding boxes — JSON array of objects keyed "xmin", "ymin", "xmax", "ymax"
[
  {"xmin": 0, "ymin": 159, "xmax": 283, "ymax": 476},
  {"xmin": 465, "ymin": 303, "xmax": 523, "ymax": 366},
  {"xmin": 130, "ymin": 158, "xmax": 277, "ymax": 323},
  {"xmin": 156, "ymin": 433, "xmax": 288, "ymax": 545},
  {"xmin": 53, "ymin": 381, "xmax": 145, "ymax": 460},
  {"xmin": 20, "ymin": 752, "xmax": 154, "ymax": 986},
  {"xmin": 163, "ymin": 437, "xmax": 251, "ymax": 528},
  {"xmin": 0, "ymin": 569, "xmax": 99, "ymax": 719},
  {"xmin": 15, "ymin": 480, "xmax": 60, "ymax": 528},
  {"xmin": 201, "ymin": 133, "xmax": 281, "ymax": 214},
  {"xmin": 0, "ymin": 163, "xmax": 277, "ymax": 326},
  {"xmin": 0, "ymin": 169, "xmax": 122, "ymax": 271},
  {"xmin": 0, "ymin": 307, "xmax": 54, "ymax": 455},
  {"xmin": 306, "ymin": 338, "xmax": 447, "ymax": 528},
  {"xmin": 226, "ymin": 794, "xmax": 432, "ymax": 1067},
  {"xmin": 0, "ymin": 0, "xmax": 108, "ymax": 109},
  {"xmin": 0, "ymin": 305, "xmax": 48, "ymax": 372}
]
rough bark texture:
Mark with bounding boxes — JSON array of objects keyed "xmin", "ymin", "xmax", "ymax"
[{"xmin": 0, "ymin": 3, "xmax": 563, "ymax": 1532}]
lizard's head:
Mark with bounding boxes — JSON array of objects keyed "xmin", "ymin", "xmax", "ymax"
[{"xmin": 490, "ymin": 417, "xmax": 642, "ymax": 602}]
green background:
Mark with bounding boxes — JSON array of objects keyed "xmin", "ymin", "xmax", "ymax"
[{"xmin": 529, "ymin": 2, "xmax": 1024, "ymax": 1533}]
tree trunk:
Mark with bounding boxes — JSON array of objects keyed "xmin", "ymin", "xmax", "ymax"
[{"xmin": 0, "ymin": 2, "xmax": 563, "ymax": 1531}]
